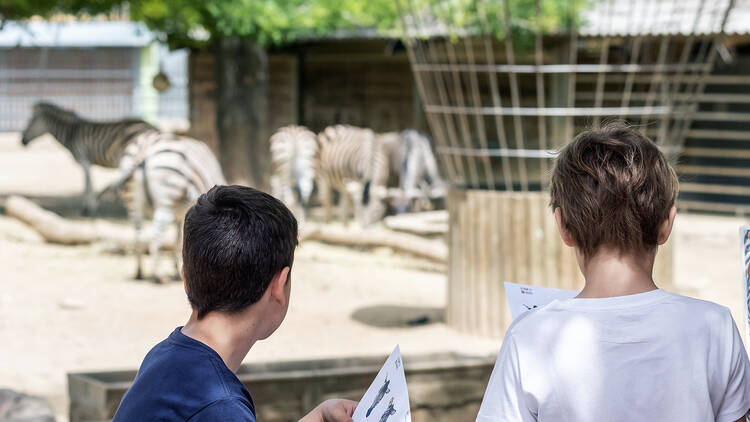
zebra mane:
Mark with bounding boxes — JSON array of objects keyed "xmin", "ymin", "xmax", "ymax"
[
  {"xmin": 33, "ymin": 102, "xmax": 80, "ymax": 123},
  {"xmin": 32, "ymin": 101, "xmax": 156, "ymax": 129}
]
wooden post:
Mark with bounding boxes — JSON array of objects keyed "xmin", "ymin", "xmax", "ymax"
[{"xmin": 446, "ymin": 188, "xmax": 675, "ymax": 338}]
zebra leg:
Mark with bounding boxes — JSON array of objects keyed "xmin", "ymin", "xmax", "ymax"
[
  {"xmin": 172, "ymin": 219, "xmax": 183, "ymax": 281},
  {"xmin": 345, "ymin": 181, "xmax": 362, "ymax": 227},
  {"xmin": 363, "ymin": 184, "xmax": 388, "ymax": 227},
  {"xmin": 127, "ymin": 168, "xmax": 147, "ymax": 280},
  {"xmin": 81, "ymin": 160, "xmax": 97, "ymax": 216},
  {"xmin": 318, "ymin": 176, "xmax": 333, "ymax": 223},
  {"xmin": 150, "ymin": 206, "xmax": 174, "ymax": 283},
  {"xmin": 134, "ymin": 218, "xmax": 144, "ymax": 280}
]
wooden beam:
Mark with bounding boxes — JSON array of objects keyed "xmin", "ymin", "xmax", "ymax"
[
  {"xmin": 680, "ymin": 182, "xmax": 750, "ymax": 196},
  {"xmin": 677, "ymin": 165, "xmax": 750, "ymax": 177},
  {"xmin": 681, "ymin": 147, "xmax": 750, "ymax": 159}
]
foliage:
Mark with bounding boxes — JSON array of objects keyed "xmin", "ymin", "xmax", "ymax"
[
  {"xmin": 127, "ymin": 0, "xmax": 401, "ymax": 48},
  {"xmin": 2, "ymin": 0, "xmax": 588, "ymax": 47}
]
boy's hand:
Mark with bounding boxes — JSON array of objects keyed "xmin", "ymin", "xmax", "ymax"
[
  {"xmin": 299, "ymin": 399, "xmax": 358, "ymax": 422},
  {"xmin": 319, "ymin": 399, "xmax": 358, "ymax": 422}
]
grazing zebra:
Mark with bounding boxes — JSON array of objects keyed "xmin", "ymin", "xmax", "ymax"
[
  {"xmin": 101, "ymin": 131, "xmax": 227, "ymax": 282},
  {"xmin": 379, "ymin": 129, "xmax": 446, "ymax": 213},
  {"xmin": 317, "ymin": 124, "xmax": 389, "ymax": 226},
  {"xmin": 20, "ymin": 102, "xmax": 157, "ymax": 215},
  {"xmin": 269, "ymin": 125, "xmax": 318, "ymax": 224}
]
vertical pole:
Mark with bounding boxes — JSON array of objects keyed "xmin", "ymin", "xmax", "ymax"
[
  {"xmin": 502, "ymin": 0, "xmax": 529, "ymax": 191},
  {"xmin": 139, "ymin": 42, "xmax": 160, "ymax": 123}
]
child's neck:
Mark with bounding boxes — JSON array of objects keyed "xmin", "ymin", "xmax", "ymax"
[
  {"xmin": 576, "ymin": 247, "xmax": 659, "ymax": 298},
  {"xmin": 181, "ymin": 309, "xmax": 261, "ymax": 373}
]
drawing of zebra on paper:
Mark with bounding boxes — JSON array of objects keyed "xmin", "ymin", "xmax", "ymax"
[
  {"xmin": 269, "ymin": 125, "xmax": 318, "ymax": 225},
  {"xmin": 316, "ymin": 124, "xmax": 389, "ymax": 226}
]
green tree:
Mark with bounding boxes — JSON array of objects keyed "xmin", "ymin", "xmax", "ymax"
[
  {"xmin": 127, "ymin": 0, "xmax": 402, "ymax": 187},
  {"xmin": 2, "ymin": 0, "xmax": 582, "ymax": 187}
]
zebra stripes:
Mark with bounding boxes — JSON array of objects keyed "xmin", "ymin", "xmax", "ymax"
[
  {"xmin": 380, "ymin": 129, "xmax": 446, "ymax": 213},
  {"xmin": 269, "ymin": 125, "xmax": 318, "ymax": 224},
  {"xmin": 268, "ymin": 124, "xmax": 446, "ymax": 225},
  {"xmin": 21, "ymin": 101, "xmax": 226, "ymax": 282},
  {"xmin": 20, "ymin": 102, "xmax": 157, "ymax": 214},
  {"xmin": 317, "ymin": 124, "xmax": 389, "ymax": 226},
  {"xmin": 115, "ymin": 132, "xmax": 226, "ymax": 282}
]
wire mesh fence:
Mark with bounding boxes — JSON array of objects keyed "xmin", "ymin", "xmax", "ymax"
[{"xmin": 396, "ymin": 0, "xmax": 739, "ymax": 191}]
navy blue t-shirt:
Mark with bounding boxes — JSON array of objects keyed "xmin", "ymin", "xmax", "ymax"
[{"xmin": 113, "ymin": 327, "xmax": 256, "ymax": 421}]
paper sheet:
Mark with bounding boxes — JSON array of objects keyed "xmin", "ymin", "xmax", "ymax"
[
  {"xmin": 504, "ymin": 281, "xmax": 578, "ymax": 320},
  {"xmin": 740, "ymin": 227, "xmax": 750, "ymax": 351},
  {"xmin": 352, "ymin": 345, "xmax": 411, "ymax": 422}
]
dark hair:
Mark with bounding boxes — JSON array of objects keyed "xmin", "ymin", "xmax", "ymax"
[
  {"xmin": 182, "ymin": 185, "xmax": 298, "ymax": 319},
  {"xmin": 549, "ymin": 122, "xmax": 678, "ymax": 259}
]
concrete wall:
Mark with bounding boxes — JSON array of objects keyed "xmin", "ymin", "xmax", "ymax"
[{"xmin": 68, "ymin": 353, "xmax": 495, "ymax": 422}]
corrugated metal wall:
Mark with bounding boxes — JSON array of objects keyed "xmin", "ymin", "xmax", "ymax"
[{"xmin": 0, "ymin": 46, "xmax": 188, "ymax": 131}]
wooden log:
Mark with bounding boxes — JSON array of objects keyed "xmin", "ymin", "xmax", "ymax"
[
  {"xmin": 382, "ymin": 211, "xmax": 448, "ymax": 236},
  {"xmin": 299, "ymin": 224, "xmax": 449, "ymax": 263},
  {"xmin": 300, "ymin": 224, "xmax": 447, "ymax": 263},
  {"xmin": 6, "ymin": 195, "xmax": 100, "ymax": 245},
  {"xmin": 5, "ymin": 195, "xmax": 170, "ymax": 251}
]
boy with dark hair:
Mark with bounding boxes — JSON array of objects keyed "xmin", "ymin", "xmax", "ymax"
[
  {"xmin": 114, "ymin": 185, "xmax": 356, "ymax": 421},
  {"xmin": 477, "ymin": 124, "xmax": 750, "ymax": 421}
]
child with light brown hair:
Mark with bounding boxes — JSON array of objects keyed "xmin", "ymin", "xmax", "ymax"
[{"xmin": 476, "ymin": 123, "xmax": 750, "ymax": 422}]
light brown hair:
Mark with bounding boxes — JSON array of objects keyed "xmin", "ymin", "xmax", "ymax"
[{"xmin": 549, "ymin": 122, "xmax": 678, "ymax": 258}]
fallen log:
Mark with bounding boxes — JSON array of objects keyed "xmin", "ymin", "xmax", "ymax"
[
  {"xmin": 6, "ymin": 195, "xmax": 447, "ymax": 263},
  {"xmin": 383, "ymin": 210, "xmax": 448, "ymax": 236},
  {"xmin": 4, "ymin": 195, "xmax": 172, "ymax": 250},
  {"xmin": 6, "ymin": 195, "xmax": 99, "ymax": 245},
  {"xmin": 301, "ymin": 223, "xmax": 447, "ymax": 263}
]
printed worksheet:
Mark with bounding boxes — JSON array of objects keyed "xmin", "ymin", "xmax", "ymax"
[
  {"xmin": 352, "ymin": 345, "xmax": 411, "ymax": 422},
  {"xmin": 504, "ymin": 281, "xmax": 578, "ymax": 320},
  {"xmin": 739, "ymin": 227, "xmax": 750, "ymax": 351}
]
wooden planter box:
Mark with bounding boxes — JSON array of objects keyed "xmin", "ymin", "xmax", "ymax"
[{"xmin": 68, "ymin": 352, "xmax": 495, "ymax": 422}]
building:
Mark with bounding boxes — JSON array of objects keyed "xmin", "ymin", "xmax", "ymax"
[{"xmin": 0, "ymin": 20, "xmax": 188, "ymax": 131}]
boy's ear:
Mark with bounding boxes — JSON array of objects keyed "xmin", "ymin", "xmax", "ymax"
[
  {"xmin": 554, "ymin": 207, "xmax": 576, "ymax": 247},
  {"xmin": 657, "ymin": 205, "xmax": 677, "ymax": 246},
  {"xmin": 268, "ymin": 266, "xmax": 291, "ymax": 305}
]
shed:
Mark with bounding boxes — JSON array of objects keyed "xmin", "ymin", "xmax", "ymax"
[{"xmin": 0, "ymin": 20, "xmax": 188, "ymax": 131}]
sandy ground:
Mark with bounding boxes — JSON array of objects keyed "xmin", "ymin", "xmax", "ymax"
[{"xmin": 1, "ymin": 132, "xmax": 748, "ymax": 421}]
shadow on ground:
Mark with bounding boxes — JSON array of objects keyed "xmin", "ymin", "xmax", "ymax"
[
  {"xmin": 351, "ymin": 305, "xmax": 445, "ymax": 328},
  {"xmin": 0, "ymin": 193, "xmax": 128, "ymax": 219}
]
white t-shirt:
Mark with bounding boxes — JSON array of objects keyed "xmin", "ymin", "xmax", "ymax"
[{"xmin": 477, "ymin": 289, "xmax": 750, "ymax": 422}]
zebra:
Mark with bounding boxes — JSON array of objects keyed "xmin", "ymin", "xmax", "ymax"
[
  {"xmin": 100, "ymin": 131, "xmax": 226, "ymax": 282},
  {"xmin": 316, "ymin": 124, "xmax": 389, "ymax": 226},
  {"xmin": 20, "ymin": 102, "xmax": 157, "ymax": 215},
  {"xmin": 269, "ymin": 125, "xmax": 318, "ymax": 225},
  {"xmin": 379, "ymin": 129, "xmax": 446, "ymax": 213}
]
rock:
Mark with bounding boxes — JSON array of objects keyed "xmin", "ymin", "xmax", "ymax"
[{"xmin": 0, "ymin": 388, "xmax": 56, "ymax": 422}]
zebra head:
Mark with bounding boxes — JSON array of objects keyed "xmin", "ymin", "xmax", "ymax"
[{"xmin": 21, "ymin": 102, "xmax": 76, "ymax": 146}]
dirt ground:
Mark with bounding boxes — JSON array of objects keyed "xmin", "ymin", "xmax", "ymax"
[{"xmin": 1, "ymin": 132, "xmax": 748, "ymax": 421}]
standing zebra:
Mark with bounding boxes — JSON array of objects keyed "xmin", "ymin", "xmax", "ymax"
[
  {"xmin": 269, "ymin": 125, "xmax": 318, "ymax": 225},
  {"xmin": 317, "ymin": 124, "xmax": 389, "ymax": 226},
  {"xmin": 104, "ymin": 132, "xmax": 226, "ymax": 282},
  {"xmin": 20, "ymin": 102, "xmax": 157, "ymax": 215},
  {"xmin": 379, "ymin": 129, "xmax": 446, "ymax": 213}
]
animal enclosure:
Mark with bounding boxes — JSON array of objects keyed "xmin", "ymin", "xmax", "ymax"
[{"xmin": 397, "ymin": 0, "xmax": 737, "ymax": 336}]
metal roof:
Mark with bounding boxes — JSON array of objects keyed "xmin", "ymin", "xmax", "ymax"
[
  {"xmin": 0, "ymin": 20, "xmax": 154, "ymax": 48},
  {"xmin": 578, "ymin": 0, "xmax": 750, "ymax": 37}
]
